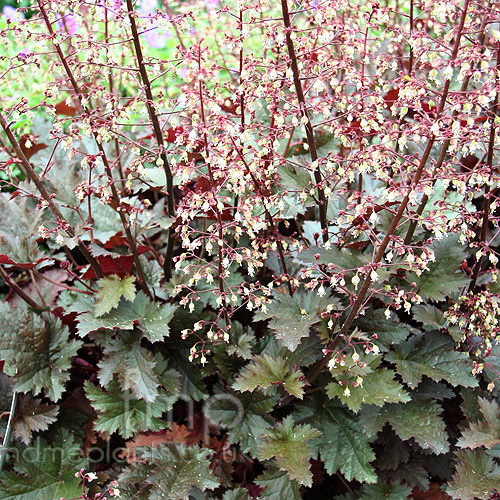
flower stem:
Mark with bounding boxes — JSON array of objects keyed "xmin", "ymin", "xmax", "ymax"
[
  {"xmin": 125, "ymin": 0, "xmax": 176, "ymax": 281},
  {"xmin": 0, "ymin": 110, "xmax": 103, "ymax": 279},
  {"xmin": 37, "ymin": 0, "xmax": 151, "ymax": 296},
  {"xmin": 280, "ymin": 0, "xmax": 328, "ymax": 242}
]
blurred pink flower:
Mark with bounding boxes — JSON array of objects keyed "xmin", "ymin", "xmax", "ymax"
[
  {"xmin": 56, "ymin": 13, "xmax": 80, "ymax": 35},
  {"xmin": 95, "ymin": 0, "xmax": 123, "ymax": 19},
  {"xmin": 139, "ymin": 0, "xmax": 170, "ymax": 49},
  {"xmin": 140, "ymin": 0, "xmax": 158, "ymax": 11},
  {"xmin": 2, "ymin": 5, "xmax": 25, "ymax": 21},
  {"xmin": 204, "ymin": 0, "xmax": 219, "ymax": 11}
]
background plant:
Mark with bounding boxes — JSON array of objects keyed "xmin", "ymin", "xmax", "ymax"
[{"xmin": 0, "ymin": 0, "xmax": 499, "ymax": 499}]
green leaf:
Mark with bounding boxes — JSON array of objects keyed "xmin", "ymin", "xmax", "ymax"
[
  {"xmin": 280, "ymin": 194, "xmax": 310, "ymax": 218},
  {"xmin": 77, "ymin": 291, "xmax": 177, "ymax": 342},
  {"xmin": 294, "ymin": 245, "xmax": 367, "ymax": 272},
  {"xmin": 140, "ymin": 256, "xmax": 164, "ymax": 291},
  {"xmin": 233, "ymin": 354, "xmax": 305, "ymax": 398},
  {"xmin": 95, "ymin": 274, "xmax": 137, "ymax": 316},
  {"xmin": 188, "ymin": 488, "xmax": 211, "ymax": 500},
  {"xmin": 84, "ymin": 379, "xmax": 175, "ymax": 438},
  {"xmin": 411, "ymin": 379, "xmax": 455, "ymax": 401},
  {"xmin": 117, "ymin": 461, "xmax": 151, "ymax": 500},
  {"xmin": 226, "ymin": 322, "xmax": 256, "ymax": 360},
  {"xmin": 259, "ymin": 416, "xmax": 321, "ymax": 487},
  {"xmin": 44, "ymin": 163, "xmax": 84, "ymax": 208},
  {"xmin": 376, "ymin": 426, "xmax": 411, "ymax": 470},
  {"xmin": 326, "ymin": 367, "xmax": 410, "ymax": 413},
  {"xmin": 139, "ymin": 298, "xmax": 178, "ymax": 343},
  {"xmin": 458, "ymin": 397, "xmax": 500, "ymax": 450},
  {"xmin": 423, "ymin": 453, "xmax": 455, "ymax": 483},
  {"xmin": 359, "ymin": 399, "xmax": 449, "ymax": 454},
  {"xmin": 447, "ymin": 449, "xmax": 500, "ymax": 500},
  {"xmin": 0, "ymin": 193, "xmax": 42, "ymax": 239},
  {"xmin": 460, "ymin": 387, "xmax": 483, "ymax": 421},
  {"xmin": 389, "ymin": 456, "xmax": 430, "ymax": 491},
  {"xmin": 353, "ymin": 308, "xmax": 413, "ymax": 350},
  {"xmin": 255, "ymin": 465, "xmax": 301, "ymax": 500},
  {"xmin": 162, "ymin": 347, "xmax": 208, "ymax": 401},
  {"xmin": 87, "ymin": 200, "xmax": 123, "ymax": 245},
  {"xmin": 153, "ymin": 353, "xmax": 182, "ymax": 394},
  {"xmin": 296, "ymin": 396, "xmax": 377, "ymax": 483},
  {"xmin": 423, "ymin": 179, "xmax": 476, "ymax": 226},
  {"xmin": 278, "ymin": 162, "xmax": 312, "ymax": 192},
  {"xmin": 9, "ymin": 269, "xmax": 67, "ymax": 310},
  {"xmin": 410, "ymin": 235, "xmax": 470, "ymax": 301},
  {"xmin": 98, "ymin": 330, "xmax": 159, "ymax": 402},
  {"xmin": 212, "ymin": 341, "xmax": 246, "ymax": 382},
  {"xmin": 358, "ymin": 481, "xmax": 412, "ymax": 500},
  {"xmin": 385, "ymin": 331, "xmax": 477, "ymax": 388},
  {"xmin": 0, "ymin": 305, "xmax": 81, "ymax": 401},
  {"xmin": 412, "ymin": 304, "xmax": 447, "ymax": 331},
  {"xmin": 204, "ymin": 388, "xmax": 277, "ymax": 456},
  {"xmin": 258, "ymin": 334, "xmax": 323, "ymax": 368},
  {"xmin": 0, "ymin": 429, "xmax": 85, "ymax": 500},
  {"xmin": 226, "ymin": 332, "xmax": 255, "ymax": 359},
  {"xmin": 13, "ymin": 394, "xmax": 59, "ymax": 445},
  {"xmin": 0, "ymin": 235, "xmax": 50, "ymax": 268},
  {"xmin": 221, "ymin": 488, "xmax": 250, "ymax": 500},
  {"xmin": 139, "ymin": 443, "xmax": 219, "ymax": 500},
  {"xmin": 254, "ymin": 291, "xmax": 330, "ymax": 351},
  {"xmin": 0, "ymin": 192, "xmax": 48, "ymax": 268},
  {"xmin": 150, "ymin": 216, "xmax": 174, "ymax": 231}
]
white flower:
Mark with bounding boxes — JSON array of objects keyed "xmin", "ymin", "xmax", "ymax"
[
  {"xmin": 351, "ymin": 274, "xmax": 360, "ymax": 289},
  {"xmin": 443, "ymin": 65, "xmax": 454, "ymax": 80}
]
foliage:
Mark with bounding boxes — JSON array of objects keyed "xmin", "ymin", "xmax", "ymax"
[
  {"xmin": 0, "ymin": 0, "xmax": 499, "ymax": 498},
  {"xmin": 0, "ymin": 430, "xmax": 86, "ymax": 499},
  {"xmin": 232, "ymin": 353, "xmax": 305, "ymax": 398},
  {"xmin": 94, "ymin": 274, "xmax": 137, "ymax": 317},
  {"xmin": 120, "ymin": 443, "xmax": 220, "ymax": 500},
  {"xmin": 258, "ymin": 416, "xmax": 320, "ymax": 486},
  {"xmin": 0, "ymin": 303, "xmax": 81, "ymax": 401}
]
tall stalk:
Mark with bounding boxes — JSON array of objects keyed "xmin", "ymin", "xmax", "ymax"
[
  {"xmin": 281, "ymin": 0, "xmax": 328, "ymax": 243},
  {"xmin": 125, "ymin": 0, "xmax": 176, "ymax": 281},
  {"xmin": 469, "ymin": 43, "xmax": 500, "ymax": 292},
  {"xmin": 306, "ymin": 0, "xmax": 472, "ymax": 383},
  {"xmin": 37, "ymin": 0, "xmax": 152, "ymax": 296},
  {"xmin": 0, "ymin": 110, "xmax": 104, "ymax": 279}
]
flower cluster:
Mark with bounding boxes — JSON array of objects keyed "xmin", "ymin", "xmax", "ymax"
[
  {"xmin": 446, "ymin": 291, "xmax": 500, "ymax": 348},
  {"xmin": 327, "ymin": 334, "xmax": 381, "ymax": 396},
  {"xmin": 70, "ymin": 470, "xmax": 120, "ymax": 499}
]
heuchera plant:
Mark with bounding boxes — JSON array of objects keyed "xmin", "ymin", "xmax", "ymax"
[{"xmin": 0, "ymin": 0, "xmax": 499, "ymax": 498}]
